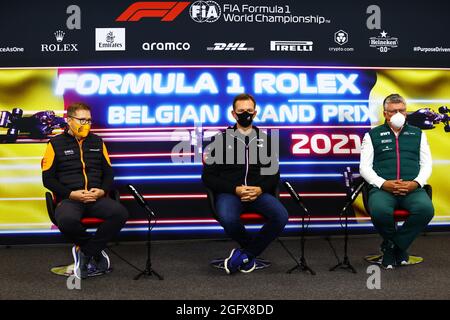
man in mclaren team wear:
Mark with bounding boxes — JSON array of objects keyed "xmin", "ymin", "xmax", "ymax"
[
  {"xmin": 202, "ymin": 93, "xmax": 288, "ymax": 274},
  {"xmin": 42, "ymin": 103, "xmax": 128, "ymax": 279}
]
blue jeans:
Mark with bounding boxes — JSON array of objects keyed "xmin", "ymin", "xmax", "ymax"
[{"xmin": 215, "ymin": 193, "xmax": 289, "ymax": 258}]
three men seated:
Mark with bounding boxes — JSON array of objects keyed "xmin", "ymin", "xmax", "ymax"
[{"xmin": 42, "ymin": 94, "xmax": 434, "ymax": 277}]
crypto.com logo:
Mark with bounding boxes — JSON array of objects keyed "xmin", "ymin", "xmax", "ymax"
[{"xmin": 116, "ymin": 2, "xmax": 190, "ymax": 22}]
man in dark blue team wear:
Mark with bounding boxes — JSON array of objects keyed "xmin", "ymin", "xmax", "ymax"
[{"xmin": 202, "ymin": 93, "xmax": 288, "ymax": 274}]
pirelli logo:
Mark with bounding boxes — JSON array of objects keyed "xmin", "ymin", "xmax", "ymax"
[{"xmin": 270, "ymin": 41, "xmax": 313, "ymax": 52}]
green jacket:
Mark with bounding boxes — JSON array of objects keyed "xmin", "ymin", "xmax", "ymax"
[{"xmin": 369, "ymin": 122, "xmax": 422, "ymax": 181}]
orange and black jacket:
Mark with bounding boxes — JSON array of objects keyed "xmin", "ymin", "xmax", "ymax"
[{"xmin": 41, "ymin": 130, "xmax": 114, "ymax": 199}]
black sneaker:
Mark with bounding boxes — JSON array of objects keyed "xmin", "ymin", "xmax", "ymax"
[
  {"xmin": 381, "ymin": 240, "xmax": 396, "ymax": 270},
  {"xmin": 395, "ymin": 246, "xmax": 409, "ymax": 266},
  {"xmin": 94, "ymin": 250, "xmax": 111, "ymax": 273}
]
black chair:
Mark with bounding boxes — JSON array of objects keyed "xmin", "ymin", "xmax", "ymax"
[
  {"xmin": 361, "ymin": 182, "xmax": 432, "ymax": 265},
  {"xmin": 205, "ymin": 185, "xmax": 296, "ymax": 271},
  {"xmin": 45, "ymin": 189, "xmax": 121, "ymax": 227}
]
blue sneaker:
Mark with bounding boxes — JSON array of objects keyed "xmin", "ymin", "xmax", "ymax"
[
  {"xmin": 72, "ymin": 245, "xmax": 99, "ymax": 279},
  {"xmin": 94, "ymin": 250, "xmax": 111, "ymax": 273},
  {"xmin": 72, "ymin": 245, "xmax": 86, "ymax": 279},
  {"xmin": 239, "ymin": 255, "xmax": 256, "ymax": 273},
  {"xmin": 224, "ymin": 248, "xmax": 248, "ymax": 275}
]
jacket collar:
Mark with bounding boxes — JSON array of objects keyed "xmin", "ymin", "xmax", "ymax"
[
  {"xmin": 226, "ymin": 124, "xmax": 260, "ymax": 145},
  {"xmin": 383, "ymin": 121, "xmax": 408, "ymax": 135},
  {"xmin": 63, "ymin": 128, "xmax": 91, "ymax": 141},
  {"xmin": 228, "ymin": 124, "xmax": 260, "ymax": 133}
]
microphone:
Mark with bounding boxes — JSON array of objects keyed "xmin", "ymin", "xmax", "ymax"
[
  {"xmin": 342, "ymin": 180, "xmax": 366, "ymax": 213},
  {"xmin": 343, "ymin": 167, "xmax": 362, "ymax": 194},
  {"xmin": 283, "ymin": 180, "xmax": 308, "ymax": 213},
  {"xmin": 343, "ymin": 167, "xmax": 352, "ymax": 190},
  {"xmin": 127, "ymin": 184, "xmax": 155, "ymax": 217}
]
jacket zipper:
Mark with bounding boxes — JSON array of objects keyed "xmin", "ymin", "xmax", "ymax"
[
  {"xmin": 243, "ymin": 136, "xmax": 257, "ymax": 186},
  {"xmin": 231, "ymin": 132, "xmax": 257, "ymax": 187},
  {"xmin": 77, "ymin": 139, "xmax": 89, "ymax": 190},
  {"xmin": 395, "ymin": 135, "xmax": 400, "ymax": 180},
  {"xmin": 244, "ymin": 144, "xmax": 249, "ymax": 186}
]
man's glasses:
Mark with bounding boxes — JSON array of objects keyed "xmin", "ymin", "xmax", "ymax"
[
  {"xmin": 385, "ymin": 109, "xmax": 407, "ymax": 115},
  {"xmin": 69, "ymin": 116, "xmax": 92, "ymax": 125}
]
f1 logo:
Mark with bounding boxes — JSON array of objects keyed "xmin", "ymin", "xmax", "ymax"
[{"xmin": 116, "ymin": 2, "xmax": 190, "ymax": 22}]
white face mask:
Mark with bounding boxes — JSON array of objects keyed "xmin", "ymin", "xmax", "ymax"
[{"xmin": 389, "ymin": 112, "xmax": 406, "ymax": 129}]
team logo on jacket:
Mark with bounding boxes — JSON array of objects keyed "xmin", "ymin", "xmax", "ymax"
[
  {"xmin": 64, "ymin": 149, "xmax": 75, "ymax": 155},
  {"xmin": 257, "ymin": 139, "xmax": 264, "ymax": 147}
]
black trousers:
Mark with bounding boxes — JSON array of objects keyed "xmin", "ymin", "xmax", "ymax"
[{"xmin": 55, "ymin": 198, "xmax": 129, "ymax": 257}]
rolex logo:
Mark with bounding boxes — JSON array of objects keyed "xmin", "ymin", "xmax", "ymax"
[
  {"xmin": 41, "ymin": 30, "xmax": 78, "ymax": 52},
  {"xmin": 54, "ymin": 30, "xmax": 65, "ymax": 43}
]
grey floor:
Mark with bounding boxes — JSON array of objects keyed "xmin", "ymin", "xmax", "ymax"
[{"xmin": 1, "ymin": 233, "xmax": 450, "ymax": 300}]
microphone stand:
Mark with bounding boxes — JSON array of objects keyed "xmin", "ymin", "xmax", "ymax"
[
  {"xmin": 283, "ymin": 182, "xmax": 316, "ymax": 275},
  {"xmin": 329, "ymin": 168, "xmax": 364, "ymax": 274},
  {"xmin": 134, "ymin": 204, "xmax": 163, "ymax": 280},
  {"xmin": 128, "ymin": 185, "xmax": 163, "ymax": 280}
]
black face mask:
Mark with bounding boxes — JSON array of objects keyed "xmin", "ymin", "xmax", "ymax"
[{"xmin": 236, "ymin": 111, "xmax": 254, "ymax": 127}]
